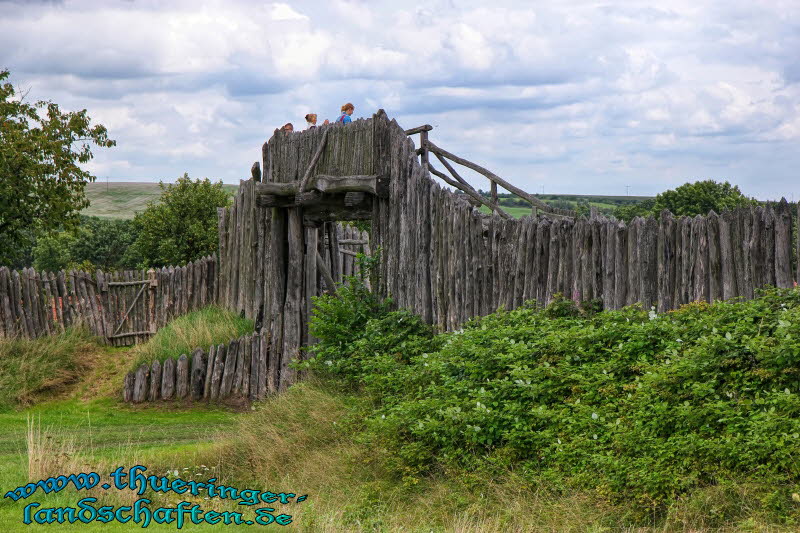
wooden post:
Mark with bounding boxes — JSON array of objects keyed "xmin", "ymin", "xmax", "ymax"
[
  {"xmin": 304, "ymin": 225, "xmax": 318, "ymax": 346},
  {"xmin": 490, "ymin": 181, "xmax": 497, "ymax": 213},
  {"xmin": 420, "ymin": 129, "xmax": 429, "ymax": 168},
  {"xmin": 147, "ymin": 268, "xmax": 156, "ymax": 334}
]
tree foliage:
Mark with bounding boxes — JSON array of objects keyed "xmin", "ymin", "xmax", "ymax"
[
  {"xmin": 128, "ymin": 174, "xmax": 230, "ymax": 268},
  {"xmin": 32, "ymin": 215, "xmax": 138, "ymax": 272},
  {"xmin": 0, "ymin": 69, "xmax": 115, "ymax": 265},
  {"xmin": 613, "ymin": 180, "xmax": 757, "ymax": 222}
]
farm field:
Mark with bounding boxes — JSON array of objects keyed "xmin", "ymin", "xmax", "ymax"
[
  {"xmin": 82, "ymin": 182, "xmax": 239, "ymax": 220},
  {"xmin": 83, "ymin": 181, "xmax": 650, "ymax": 220}
]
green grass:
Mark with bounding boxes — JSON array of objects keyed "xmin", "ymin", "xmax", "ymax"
[
  {"xmin": 3, "ymin": 289, "xmax": 799, "ymax": 530},
  {"xmin": 478, "ymin": 205, "xmax": 536, "ymax": 218},
  {"xmin": 83, "ymin": 182, "xmax": 239, "ymax": 220},
  {"xmin": 0, "ymin": 328, "xmax": 102, "ymax": 411},
  {"xmin": 129, "ymin": 306, "xmax": 254, "ymax": 370}
]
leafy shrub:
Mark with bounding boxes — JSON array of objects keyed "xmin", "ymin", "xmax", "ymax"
[
  {"xmin": 127, "ymin": 174, "xmax": 230, "ymax": 268},
  {"xmin": 303, "ymin": 285, "xmax": 800, "ymax": 522}
]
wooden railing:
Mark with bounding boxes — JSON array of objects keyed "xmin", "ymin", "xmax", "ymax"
[{"xmin": 404, "ymin": 125, "xmax": 575, "ymax": 219}]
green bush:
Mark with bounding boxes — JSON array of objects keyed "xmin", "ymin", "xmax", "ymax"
[
  {"xmin": 302, "ymin": 286, "xmax": 800, "ymax": 521},
  {"xmin": 127, "ymin": 173, "xmax": 230, "ymax": 268},
  {"xmin": 32, "ymin": 215, "xmax": 138, "ymax": 272}
]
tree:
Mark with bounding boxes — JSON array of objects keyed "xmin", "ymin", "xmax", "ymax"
[
  {"xmin": 33, "ymin": 215, "xmax": 139, "ymax": 272},
  {"xmin": 652, "ymin": 180, "xmax": 757, "ymax": 217},
  {"xmin": 612, "ymin": 180, "xmax": 757, "ymax": 222},
  {"xmin": 128, "ymin": 174, "xmax": 230, "ymax": 268},
  {"xmin": 0, "ymin": 69, "xmax": 115, "ymax": 265}
]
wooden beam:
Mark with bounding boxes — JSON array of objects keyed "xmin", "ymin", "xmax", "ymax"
[
  {"xmin": 255, "ymin": 175, "xmax": 387, "ymax": 199},
  {"xmin": 314, "ymin": 175, "xmax": 388, "ymax": 197},
  {"xmin": 426, "ymin": 140, "xmax": 572, "ymax": 218},
  {"xmin": 316, "ymin": 250, "xmax": 337, "ymax": 295},
  {"xmin": 257, "ymin": 191, "xmax": 322, "ymax": 208},
  {"xmin": 338, "ymin": 239, "xmax": 368, "ymax": 245},
  {"xmin": 297, "ymin": 128, "xmax": 329, "ymax": 193},
  {"xmin": 432, "ymin": 151, "xmax": 512, "ymax": 219},
  {"xmin": 404, "ymin": 124, "xmax": 433, "ymax": 135},
  {"xmin": 427, "ymin": 162, "xmax": 512, "ymax": 220}
]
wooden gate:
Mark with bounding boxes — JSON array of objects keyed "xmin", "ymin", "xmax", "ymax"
[{"xmin": 104, "ymin": 269, "xmax": 157, "ymax": 346}]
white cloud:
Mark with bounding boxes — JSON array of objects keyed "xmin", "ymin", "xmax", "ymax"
[{"xmin": 0, "ymin": 0, "xmax": 798, "ymax": 197}]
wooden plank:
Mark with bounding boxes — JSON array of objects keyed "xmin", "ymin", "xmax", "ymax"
[
  {"xmin": 614, "ymin": 221, "xmax": 627, "ymax": 309},
  {"xmin": 641, "ymin": 217, "xmax": 658, "ymax": 310},
  {"xmin": 707, "ymin": 211, "xmax": 723, "ymax": 303},
  {"xmin": 775, "ymin": 199, "xmax": 793, "ymax": 288},
  {"xmin": 161, "ymin": 356, "xmax": 175, "ymax": 402},
  {"xmin": 133, "ymin": 364, "xmax": 149, "ymax": 403},
  {"xmin": 190, "ymin": 348, "xmax": 206, "ymax": 401},
  {"xmin": 210, "ymin": 343, "xmax": 226, "ymax": 401},
  {"xmin": 304, "ymin": 226, "xmax": 318, "ymax": 344},
  {"xmin": 149, "ymin": 360, "xmax": 162, "ymax": 401},
  {"xmin": 281, "ymin": 209, "xmax": 303, "ymax": 391},
  {"xmin": 175, "ymin": 354, "xmax": 189, "ymax": 400},
  {"xmin": 220, "ymin": 339, "xmax": 238, "ymax": 398},
  {"xmin": 692, "ymin": 215, "xmax": 709, "ymax": 303},
  {"xmin": 656, "ymin": 211, "xmax": 675, "ymax": 312},
  {"xmin": 250, "ymin": 333, "xmax": 260, "ymax": 401},
  {"xmin": 233, "ymin": 335, "xmax": 247, "ymax": 396},
  {"xmin": 204, "ymin": 344, "xmax": 216, "ymax": 400}
]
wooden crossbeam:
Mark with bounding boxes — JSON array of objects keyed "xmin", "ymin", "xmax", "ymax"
[{"xmin": 256, "ymin": 175, "xmax": 388, "ymax": 205}]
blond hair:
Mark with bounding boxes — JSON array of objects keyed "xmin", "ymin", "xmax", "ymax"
[{"xmin": 341, "ymin": 102, "xmax": 354, "ymax": 113}]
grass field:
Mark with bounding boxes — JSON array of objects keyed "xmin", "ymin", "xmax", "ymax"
[
  {"xmin": 82, "ymin": 182, "xmax": 239, "ymax": 219},
  {"xmin": 82, "ymin": 182, "xmax": 652, "ymax": 220},
  {"xmin": 1, "ymin": 306, "xmax": 798, "ymax": 531}
]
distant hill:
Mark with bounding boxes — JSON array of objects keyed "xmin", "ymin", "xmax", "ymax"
[
  {"xmin": 82, "ymin": 182, "xmax": 239, "ymax": 219},
  {"xmin": 83, "ymin": 182, "xmax": 653, "ymax": 220}
]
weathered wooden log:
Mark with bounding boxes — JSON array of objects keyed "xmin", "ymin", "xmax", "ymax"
[
  {"xmin": 149, "ymin": 360, "xmax": 161, "ymax": 402},
  {"xmin": 404, "ymin": 124, "xmax": 432, "ymax": 135},
  {"xmin": 775, "ymin": 199, "xmax": 793, "ymax": 288},
  {"xmin": 427, "ymin": 154, "xmax": 511, "ymax": 219},
  {"xmin": 425, "ymin": 140, "xmax": 571, "ymax": 217},
  {"xmin": 210, "ymin": 343, "xmax": 226, "ymax": 400},
  {"xmin": 190, "ymin": 348, "xmax": 206, "ymax": 401},
  {"xmin": 719, "ymin": 210, "xmax": 737, "ymax": 300},
  {"xmin": 123, "ymin": 372, "xmax": 135, "ymax": 402},
  {"xmin": 232, "ymin": 335, "xmax": 247, "ymax": 396},
  {"xmin": 161, "ymin": 357, "xmax": 175, "ymax": 400},
  {"xmin": 175, "ymin": 354, "xmax": 189, "ymax": 400},
  {"xmin": 132, "ymin": 364, "xmax": 149, "ymax": 403},
  {"xmin": 707, "ymin": 211, "xmax": 722, "ymax": 303},
  {"xmin": 220, "ymin": 339, "xmax": 238, "ymax": 398},
  {"xmin": 203, "ymin": 344, "xmax": 216, "ymax": 399}
]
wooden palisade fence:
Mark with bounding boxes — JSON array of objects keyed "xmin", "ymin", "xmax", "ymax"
[
  {"xmin": 0, "ymin": 112, "xmax": 786, "ymax": 402},
  {"xmin": 0, "ymin": 256, "xmax": 217, "ymax": 345},
  {"xmin": 123, "ymin": 332, "xmax": 275, "ymax": 404}
]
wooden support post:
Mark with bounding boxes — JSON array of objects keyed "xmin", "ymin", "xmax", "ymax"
[
  {"xmin": 148, "ymin": 268, "xmax": 156, "ymax": 334},
  {"xmin": 490, "ymin": 181, "xmax": 497, "ymax": 212},
  {"xmin": 420, "ymin": 129, "xmax": 429, "ymax": 168},
  {"xmin": 304, "ymin": 225, "xmax": 318, "ymax": 347}
]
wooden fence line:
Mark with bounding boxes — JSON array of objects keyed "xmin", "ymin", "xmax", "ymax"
[
  {"xmin": 370, "ymin": 113, "xmax": 798, "ymax": 329},
  {"xmin": 123, "ymin": 329, "xmax": 298, "ymax": 403},
  {"xmin": 0, "ymin": 256, "xmax": 217, "ymax": 345}
]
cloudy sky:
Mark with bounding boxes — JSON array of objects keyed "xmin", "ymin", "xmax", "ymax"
[{"xmin": 1, "ymin": 0, "xmax": 798, "ymax": 199}]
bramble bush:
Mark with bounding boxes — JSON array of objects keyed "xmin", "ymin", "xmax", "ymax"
[{"xmin": 302, "ymin": 284, "xmax": 800, "ymax": 522}]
